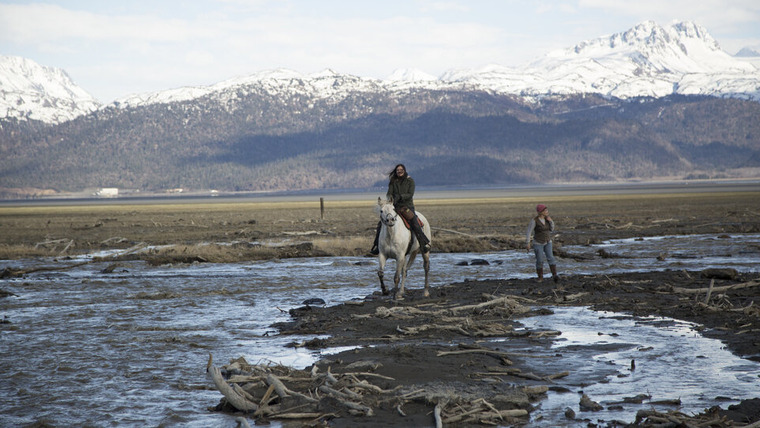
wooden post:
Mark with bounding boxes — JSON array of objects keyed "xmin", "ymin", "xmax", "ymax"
[{"xmin": 320, "ymin": 197, "xmax": 324, "ymax": 220}]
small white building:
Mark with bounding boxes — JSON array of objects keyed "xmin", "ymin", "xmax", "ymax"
[{"xmin": 95, "ymin": 188, "xmax": 119, "ymax": 197}]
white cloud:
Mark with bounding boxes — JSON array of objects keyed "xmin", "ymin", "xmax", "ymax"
[
  {"xmin": 578, "ymin": 0, "xmax": 760, "ymax": 29},
  {"xmin": 0, "ymin": 4, "xmax": 196, "ymax": 43},
  {"xmin": 417, "ymin": 0, "xmax": 470, "ymax": 13},
  {"xmin": 185, "ymin": 50, "xmax": 216, "ymax": 67}
]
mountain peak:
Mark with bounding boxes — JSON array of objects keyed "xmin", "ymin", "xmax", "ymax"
[
  {"xmin": 0, "ymin": 55, "xmax": 100, "ymax": 124},
  {"xmin": 514, "ymin": 19, "xmax": 759, "ymax": 99},
  {"xmin": 736, "ymin": 46, "xmax": 760, "ymax": 57},
  {"xmin": 386, "ymin": 68, "xmax": 438, "ymax": 82},
  {"xmin": 567, "ymin": 20, "xmax": 719, "ymax": 57}
]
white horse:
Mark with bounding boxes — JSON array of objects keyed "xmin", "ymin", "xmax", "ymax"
[{"xmin": 375, "ymin": 198, "xmax": 431, "ymax": 299}]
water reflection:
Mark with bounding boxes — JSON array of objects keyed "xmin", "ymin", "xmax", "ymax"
[{"xmin": 0, "ymin": 234, "xmax": 758, "ymax": 427}]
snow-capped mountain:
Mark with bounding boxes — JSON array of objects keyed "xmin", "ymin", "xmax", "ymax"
[
  {"xmin": 441, "ymin": 21, "xmax": 760, "ymax": 100},
  {"xmin": 736, "ymin": 47, "xmax": 760, "ymax": 57},
  {"xmin": 0, "ymin": 55, "xmax": 100, "ymax": 124},
  {"xmin": 3, "ymin": 20, "xmax": 760, "ymax": 125},
  {"xmin": 734, "ymin": 46, "xmax": 760, "ymax": 70},
  {"xmin": 110, "ymin": 68, "xmax": 388, "ymax": 109},
  {"xmin": 111, "ymin": 20, "xmax": 760, "ymax": 111}
]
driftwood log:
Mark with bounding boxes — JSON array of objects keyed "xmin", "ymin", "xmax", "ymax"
[
  {"xmin": 673, "ymin": 279, "xmax": 759, "ymax": 295},
  {"xmin": 207, "ymin": 355, "xmax": 533, "ymax": 425}
]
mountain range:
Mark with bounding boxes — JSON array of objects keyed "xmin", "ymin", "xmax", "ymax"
[{"xmin": 1, "ymin": 20, "xmax": 759, "ymax": 197}]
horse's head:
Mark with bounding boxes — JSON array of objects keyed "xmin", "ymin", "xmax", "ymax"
[{"xmin": 377, "ymin": 197, "xmax": 398, "ymax": 227}]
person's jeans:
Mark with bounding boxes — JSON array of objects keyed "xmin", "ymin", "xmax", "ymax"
[{"xmin": 533, "ymin": 241, "xmax": 556, "ymax": 269}]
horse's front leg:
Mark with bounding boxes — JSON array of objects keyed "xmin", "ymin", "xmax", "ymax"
[
  {"xmin": 422, "ymin": 251, "xmax": 430, "ymax": 298},
  {"xmin": 377, "ymin": 254, "xmax": 388, "ymax": 295},
  {"xmin": 394, "ymin": 258, "xmax": 406, "ymax": 300}
]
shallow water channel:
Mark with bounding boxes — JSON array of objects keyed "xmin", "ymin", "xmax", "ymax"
[{"xmin": 1, "ymin": 233, "xmax": 759, "ymax": 427}]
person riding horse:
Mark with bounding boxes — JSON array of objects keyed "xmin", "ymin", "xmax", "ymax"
[{"xmin": 370, "ymin": 164, "xmax": 431, "ymax": 255}]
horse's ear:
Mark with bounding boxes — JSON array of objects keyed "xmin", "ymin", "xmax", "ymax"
[{"xmin": 377, "ymin": 197, "xmax": 382, "ymax": 205}]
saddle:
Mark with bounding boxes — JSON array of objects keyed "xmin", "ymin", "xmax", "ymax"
[{"xmin": 397, "ymin": 209, "xmax": 424, "ymax": 230}]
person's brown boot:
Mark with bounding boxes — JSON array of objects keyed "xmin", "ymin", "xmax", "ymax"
[
  {"xmin": 536, "ymin": 268, "xmax": 544, "ymax": 283},
  {"xmin": 550, "ymin": 265, "xmax": 559, "ymax": 283}
]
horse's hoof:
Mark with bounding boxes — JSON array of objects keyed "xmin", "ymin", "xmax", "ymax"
[{"xmin": 423, "ymin": 291, "xmax": 430, "ymax": 298}]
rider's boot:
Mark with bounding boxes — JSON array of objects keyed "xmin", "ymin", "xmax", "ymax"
[
  {"xmin": 369, "ymin": 221, "xmax": 381, "ymax": 255},
  {"xmin": 410, "ymin": 215, "xmax": 431, "ymax": 253},
  {"xmin": 550, "ymin": 264, "xmax": 559, "ymax": 283}
]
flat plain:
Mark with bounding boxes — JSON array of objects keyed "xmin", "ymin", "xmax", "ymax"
[{"xmin": 1, "ymin": 186, "xmax": 758, "ymax": 262}]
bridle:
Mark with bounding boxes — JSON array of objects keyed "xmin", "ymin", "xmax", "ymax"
[{"xmin": 380, "ymin": 204, "xmax": 398, "ymax": 227}]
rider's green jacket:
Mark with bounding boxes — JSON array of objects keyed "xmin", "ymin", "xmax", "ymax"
[{"xmin": 387, "ymin": 176, "xmax": 416, "ymax": 212}]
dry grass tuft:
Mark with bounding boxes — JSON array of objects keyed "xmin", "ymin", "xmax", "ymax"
[
  {"xmin": 311, "ymin": 236, "xmax": 371, "ymax": 256},
  {"xmin": 0, "ymin": 244, "xmax": 58, "ymax": 260}
]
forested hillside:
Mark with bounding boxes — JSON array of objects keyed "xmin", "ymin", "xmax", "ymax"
[{"xmin": 1, "ymin": 89, "xmax": 759, "ymax": 196}]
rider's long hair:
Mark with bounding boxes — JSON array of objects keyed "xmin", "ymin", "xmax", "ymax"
[{"xmin": 388, "ymin": 164, "xmax": 408, "ymax": 182}]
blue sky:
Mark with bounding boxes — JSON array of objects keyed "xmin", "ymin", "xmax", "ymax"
[{"xmin": 2, "ymin": 0, "xmax": 759, "ymax": 102}]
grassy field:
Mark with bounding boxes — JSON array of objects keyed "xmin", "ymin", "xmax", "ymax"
[{"xmin": 1, "ymin": 190, "xmax": 758, "ymax": 262}]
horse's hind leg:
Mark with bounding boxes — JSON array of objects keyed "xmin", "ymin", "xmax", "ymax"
[{"xmin": 422, "ymin": 252, "xmax": 430, "ymax": 297}]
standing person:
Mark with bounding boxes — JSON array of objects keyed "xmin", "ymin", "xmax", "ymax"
[
  {"xmin": 526, "ymin": 204, "xmax": 559, "ymax": 283},
  {"xmin": 370, "ymin": 164, "xmax": 431, "ymax": 254}
]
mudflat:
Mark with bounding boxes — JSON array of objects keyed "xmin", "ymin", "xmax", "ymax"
[
  {"xmin": 1, "ymin": 188, "xmax": 758, "ymax": 261},
  {"xmin": 2, "ymin": 186, "xmax": 760, "ymax": 426}
]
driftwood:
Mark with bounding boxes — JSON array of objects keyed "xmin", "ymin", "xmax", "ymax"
[
  {"xmin": 100, "ymin": 236, "xmax": 129, "ymax": 245},
  {"xmin": 434, "ymin": 403, "xmax": 443, "ymax": 428},
  {"xmin": 114, "ymin": 242, "xmax": 148, "ymax": 256},
  {"xmin": 208, "ymin": 365, "xmax": 258, "ymax": 412},
  {"xmin": 440, "ymin": 398, "xmax": 528, "ymax": 424},
  {"xmin": 443, "ymin": 296, "xmax": 532, "ymax": 315},
  {"xmin": 634, "ymin": 408, "xmax": 743, "ymax": 427},
  {"xmin": 705, "ymin": 279, "xmax": 715, "ymax": 303},
  {"xmin": 207, "ymin": 356, "xmax": 534, "ymax": 425},
  {"xmin": 34, "ymin": 238, "xmax": 74, "ymax": 252},
  {"xmin": 475, "ymin": 366, "xmax": 566, "ymax": 383},
  {"xmin": 59, "ymin": 239, "xmax": 75, "ymax": 255},
  {"xmin": 437, "ymin": 348, "xmax": 554, "ymax": 359},
  {"xmin": 673, "ymin": 280, "xmax": 760, "ymax": 295},
  {"xmin": 234, "ymin": 416, "xmax": 251, "ymax": 428},
  {"xmin": 396, "ymin": 321, "xmax": 518, "ymax": 337},
  {"xmin": 1, "ymin": 260, "xmax": 92, "ymax": 278}
]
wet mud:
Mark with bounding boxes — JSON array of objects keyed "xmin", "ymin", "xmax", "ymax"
[{"xmin": 205, "ymin": 269, "xmax": 760, "ymax": 427}]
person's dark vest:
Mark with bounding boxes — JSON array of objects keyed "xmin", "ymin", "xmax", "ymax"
[{"xmin": 533, "ymin": 217, "xmax": 552, "ymax": 244}]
